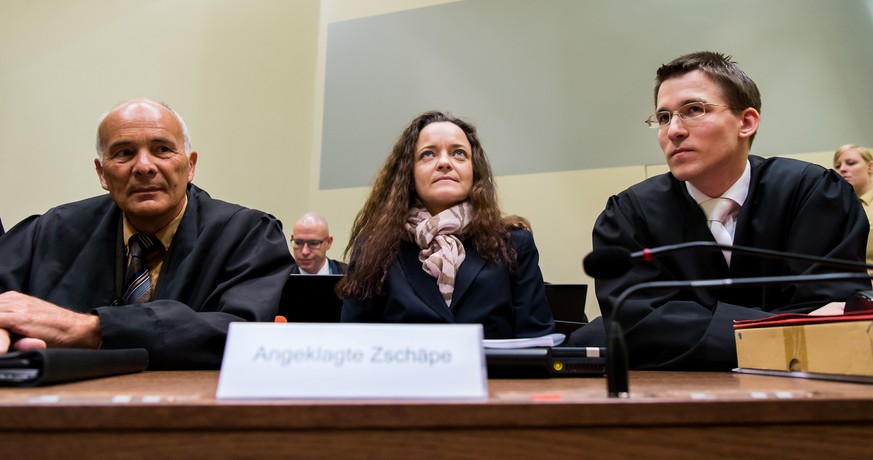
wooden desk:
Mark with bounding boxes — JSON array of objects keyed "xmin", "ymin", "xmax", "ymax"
[{"xmin": 1, "ymin": 371, "xmax": 871, "ymax": 459}]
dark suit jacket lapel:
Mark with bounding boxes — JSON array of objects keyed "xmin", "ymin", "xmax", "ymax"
[
  {"xmin": 732, "ymin": 155, "xmax": 763, "ymax": 248},
  {"xmin": 399, "ymin": 242, "xmax": 456, "ymax": 322},
  {"xmin": 449, "ymin": 240, "xmax": 486, "ymax": 309},
  {"xmin": 154, "ymin": 187, "xmax": 198, "ymax": 299}
]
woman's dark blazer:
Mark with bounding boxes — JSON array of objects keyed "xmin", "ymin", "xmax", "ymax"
[{"xmin": 342, "ymin": 230, "xmax": 555, "ymax": 339}]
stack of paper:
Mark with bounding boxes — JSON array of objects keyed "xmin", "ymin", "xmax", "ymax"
[{"xmin": 482, "ymin": 333, "xmax": 566, "ymax": 349}]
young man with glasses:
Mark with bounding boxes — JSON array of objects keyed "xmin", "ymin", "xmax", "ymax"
[
  {"xmin": 290, "ymin": 212, "xmax": 347, "ymax": 275},
  {"xmin": 570, "ymin": 51, "xmax": 868, "ymax": 370}
]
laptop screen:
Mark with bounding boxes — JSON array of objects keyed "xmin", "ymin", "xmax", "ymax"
[
  {"xmin": 277, "ymin": 274, "xmax": 344, "ymax": 322},
  {"xmin": 544, "ymin": 284, "xmax": 588, "ymax": 323}
]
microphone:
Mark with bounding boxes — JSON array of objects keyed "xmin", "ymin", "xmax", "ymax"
[
  {"xmin": 604, "ymin": 272, "xmax": 871, "ymax": 398},
  {"xmin": 584, "ymin": 241, "xmax": 873, "ymax": 280},
  {"xmin": 582, "ymin": 241, "xmax": 871, "ymax": 398}
]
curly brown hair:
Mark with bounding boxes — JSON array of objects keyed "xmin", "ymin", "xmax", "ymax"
[{"xmin": 339, "ymin": 111, "xmax": 515, "ymax": 300}]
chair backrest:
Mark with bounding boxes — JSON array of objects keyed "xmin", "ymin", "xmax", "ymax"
[{"xmin": 544, "ymin": 283, "xmax": 588, "ymax": 337}]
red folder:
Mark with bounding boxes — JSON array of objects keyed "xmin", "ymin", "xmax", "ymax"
[{"xmin": 734, "ymin": 310, "xmax": 873, "ymax": 329}]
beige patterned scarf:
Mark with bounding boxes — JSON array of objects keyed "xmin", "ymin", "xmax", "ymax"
[{"xmin": 405, "ymin": 201, "xmax": 473, "ymax": 307}]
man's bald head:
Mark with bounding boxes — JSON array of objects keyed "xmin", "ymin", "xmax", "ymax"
[
  {"xmin": 291, "ymin": 212, "xmax": 334, "ymax": 274},
  {"xmin": 96, "ymin": 99, "xmax": 191, "ymax": 162}
]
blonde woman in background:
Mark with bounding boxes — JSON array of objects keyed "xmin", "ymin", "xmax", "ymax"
[{"xmin": 834, "ymin": 144, "xmax": 873, "ymax": 270}]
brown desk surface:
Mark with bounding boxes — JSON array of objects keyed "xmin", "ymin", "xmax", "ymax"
[{"xmin": 1, "ymin": 371, "xmax": 871, "ymax": 459}]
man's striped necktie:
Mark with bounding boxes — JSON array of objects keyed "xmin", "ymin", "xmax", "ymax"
[{"xmin": 123, "ymin": 233, "xmax": 165, "ymax": 304}]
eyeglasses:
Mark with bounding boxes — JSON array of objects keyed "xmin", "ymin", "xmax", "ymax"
[
  {"xmin": 645, "ymin": 102, "xmax": 734, "ymax": 129},
  {"xmin": 292, "ymin": 239, "xmax": 325, "ymax": 249}
]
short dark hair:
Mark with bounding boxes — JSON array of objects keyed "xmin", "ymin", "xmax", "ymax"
[{"xmin": 654, "ymin": 51, "xmax": 761, "ymax": 146}]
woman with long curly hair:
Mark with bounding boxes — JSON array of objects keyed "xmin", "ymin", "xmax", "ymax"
[{"xmin": 338, "ymin": 111, "xmax": 554, "ymax": 338}]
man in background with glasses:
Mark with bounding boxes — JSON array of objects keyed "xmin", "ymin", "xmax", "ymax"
[
  {"xmin": 570, "ymin": 51, "xmax": 868, "ymax": 370},
  {"xmin": 290, "ymin": 212, "xmax": 347, "ymax": 275}
]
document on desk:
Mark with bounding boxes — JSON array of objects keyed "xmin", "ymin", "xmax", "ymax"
[
  {"xmin": 482, "ymin": 333, "xmax": 566, "ymax": 349},
  {"xmin": 217, "ymin": 323, "xmax": 487, "ymax": 399}
]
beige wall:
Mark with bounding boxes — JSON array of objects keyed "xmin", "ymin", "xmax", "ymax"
[
  {"xmin": 0, "ymin": 0, "xmax": 841, "ymax": 320},
  {"xmin": 0, "ymin": 0, "xmax": 319, "ymax": 237}
]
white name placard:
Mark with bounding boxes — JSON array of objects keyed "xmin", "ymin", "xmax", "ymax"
[{"xmin": 216, "ymin": 323, "xmax": 487, "ymax": 399}]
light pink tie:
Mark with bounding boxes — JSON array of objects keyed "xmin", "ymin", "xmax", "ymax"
[{"xmin": 701, "ymin": 198, "xmax": 737, "ymax": 264}]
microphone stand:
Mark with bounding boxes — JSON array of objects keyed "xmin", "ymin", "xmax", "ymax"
[
  {"xmin": 633, "ymin": 241, "xmax": 873, "ymax": 271},
  {"xmin": 606, "ymin": 272, "xmax": 871, "ymax": 398}
]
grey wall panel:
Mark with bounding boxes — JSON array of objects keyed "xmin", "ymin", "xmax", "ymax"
[{"xmin": 322, "ymin": 0, "xmax": 873, "ymax": 189}]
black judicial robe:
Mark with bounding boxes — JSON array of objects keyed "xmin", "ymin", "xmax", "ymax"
[
  {"xmin": 0, "ymin": 184, "xmax": 294, "ymax": 369},
  {"xmin": 342, "ymin": 230, "xmax": 555, "ymax": 339},
  {"xmin": 571, "ymin": 155, "xmax": 870, "ymax": 370}
]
